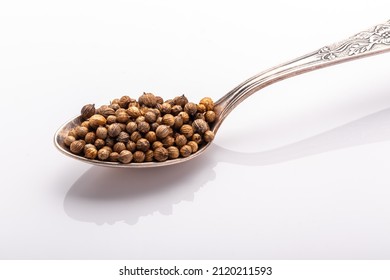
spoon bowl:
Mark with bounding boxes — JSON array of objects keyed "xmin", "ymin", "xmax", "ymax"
[{"xmin": 55, "ymin": 19, "xmax": 390, "ymax": 168}]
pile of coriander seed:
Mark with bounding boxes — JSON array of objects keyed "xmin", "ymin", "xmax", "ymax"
[{"xmin": 62, "ymin": 93, "xmax": 216, "ymax": 163}]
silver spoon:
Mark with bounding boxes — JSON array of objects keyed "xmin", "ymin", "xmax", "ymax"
[{"xmin": 55, "ymin": 20, "xmax": 390, "ymax": 168}]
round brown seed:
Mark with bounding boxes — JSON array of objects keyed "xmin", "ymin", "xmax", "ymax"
[
  {"xmin": 64, "ymin": 135, "xmax": 75, "ymax": 147},
  {"xmin": 94, "ymin": 138, "xmax": 105, "ymax": 149},
  {"xmin": 75, "ymin": 126, "xmax": 88, "ymax": 139},
  {"xmin": 203, "ymin": 130, "xmax": 215, "ymax": 142},
  {"xmin": 144, "ymin": 150, "xmax": 154, "ymax": 162},
  {"xmin": 89, "ymin": 114, "xmax": 106, "ymax": 128},
  {"xmin": 180, "ymin": 124, "xmax": 194, "ymax": 138},
  {"xmin": 118, "ymin": 150, "xmax": 133, "ymax": 163},
  {"xmin": 192, "ymin": 119, "xmax": 209, "ymax": 134},
  {"xmin": 84, "ymin": 132, "xmax": 96, "ymax": 144},
  {"xmin": 109, "ymin": 152, "xmax": 119, "ymax": 162},
  {"xmin": 205, "ymin": 110, "xmax": 216, "ymax": 123},
  {"xmin": 187, "ymin": 141, "xmax": 198, "ymax": 153},
  {"xmin": 126, "ymin": 122, "xmax": 138, "ymax": 134},
  {"xmin": 175, "ymin": 134, "xmax": 187, "ymax": 147},
  {"xmin": 70, "ymin": 140, "xmax": 85, "ymax": 154},
  {"xmin": 138, "ymin": 92, "xmax": 157, "ymax": 107},
  {"xmin": 133, "ymin": 151, "xmax": 145, "ymax": 163},
  {"xmin": 136, "ymin": 138, "xmax": 150, "ymax": 152},
  {"xmin": 154, "ymin": 147, "xmax": 168, "ymax": 162},
  {"xmin": 180, "ymin": 145, "xmax": 192, "ymax": 157},
  {"xmin": 113, "ymin": 142, "xmax": 126, "ymax": 153},
  {"xmin": 97, "ymin": 148, "xmax": 110, "ymax": 160},
  {"xmin": 81, "ymin": 104, "xmax": 95, "ymax": 120},
  {"xmin": 96, "ymin": 126, "xmax": 108, "ymax": 139},
  {"xmin": 162, "ymin": 114, "xmax": 175, "ymax": 127},
  {"xmin": 108, "ymin": 123, "xmax": 122, "ymax": 138},
  {"xmin": 156, "ymin": 125, "xmax": 170, "ymax": 139},
  {"xmin": 137, "ymin": 121, "xmax": 150, "ymax": 134},
  {"xmin": 84, "ymin": 146, "xmax": 98, "ymax": 159}
]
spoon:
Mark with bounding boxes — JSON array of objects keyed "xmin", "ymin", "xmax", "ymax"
[{"xmin": 55, "ymin": 20, "xmax": 390, "ymax": 168}]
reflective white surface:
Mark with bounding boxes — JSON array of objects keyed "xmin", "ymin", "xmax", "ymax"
[{"xmin": 1, "ymin": 0, "xmax": 390, "ymax": 259}]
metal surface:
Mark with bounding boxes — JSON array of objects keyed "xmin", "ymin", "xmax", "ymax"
[{"xmin": 54, "ymin": 20, "xmax": 390, "ymax": 168}]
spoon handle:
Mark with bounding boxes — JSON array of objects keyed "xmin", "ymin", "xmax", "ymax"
[{"xmin": 215, "ymin": 20, "xmax": 390, "ymax": 129}]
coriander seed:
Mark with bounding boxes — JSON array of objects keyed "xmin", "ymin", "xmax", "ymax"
[
  {"xmin": 167, "ymin": 146, "xmax": 180, "ymax": 159},
  {"xmin": 108, "ymin": 123, "xmax": 122, "ymax": 138},
  {"xmin": 126, "ymin": 122, "xmax": 138, "ymax": 134},
  {"xmin": 203, "ymin": 130, "xmax": 215, "ymax": 142},
  {"xmin": 156, "ymin": 125, "xmax": 170, "ymax": 139},
  {"xmin": 85, "ymin": 132, "xmax": 96, "ymax": 144},
  {"xmin": 64, "ymin": 135, "xmax": 75, "ymax": 147},
  {"xmin": 187, "ymin": 141, "xmax": 198, "ymax": 153},
  {"xmin": 81, "ymin": 121, "xmax": 90, "ymax": 129},
  {"xmin": 173, "ymin": 115, "xmax": 184, "ymax": 130},
  {"xmin": 81, "ymin": 104, "xmax": 95, "ymax": 120},
  {"xmin": 145, "ymin": 149, "xmax": 154, "ymax": 162},
  {"xmin": 96, "ymin": 126, "xmax": 108, "ymax": 139},
  {"xmin": 127, "ymin": 106, "xmax": 142, "ymax": 118},
  {"xmin": 135, "ymin": 116, "xmax": 146, "ymax": 124},
  {"xmin": 105, "ymin": 137, "xmax": 115, "ymax": 147},
  {"xmin": 180, "ymin": 144, "xmax": 192, "ymax": 157},
  {"xmin": 130, "ymin": 131, "xmax": 142, "ymax": 142},
  {"xmin": 116, "ymin": 111, "xmax": 129, "ymax": 123},
  {"xmin": 118, "ymin": 95, "xmax": 131, "ymax": 108},
  {"xmin": 133, "ymin": 151, "xmax": 145, "ymax": 163},
  {"xmin": 84, "ymin": 145, "xmax": 98, "ymax": 159},
  {"xmin": 98, "ymin": 106, "xmax": 115, "ymax": 118},
  {"xmin": 145, "ymin": 131, "xmax": 157, "ymax": 143},
  {"xmin": 126, "ymin": 141, "xmax": 136, "ymax": 152},
  {"xmin": 136, "ymin": 138, "xmax": 150, "ymax": 152},
  {"xmin": 162, "ymin": 135, "xmax": 174, "ymax": 148},
  {"xmin": 178, "ymin": 111, "xmax": 190, "ymax": 123},
  {"xmin": 175, "ymin": 134, "xmax": 187, "ymax": 147},
  {"xmin": 137, "ymin": 121, "xmax": 150, "ymax": 134},
  {"xmin": 154, "ymin": 147, "xmax": 169, "ymax": 162},
  {"xmin": 75, "ymin": 126, "xmax": 88, "ymax": 139},
  {"xmin": 138, "ymin": 92, "xmax": 157, "ymax": 107},
  {"xmin": 192, "ymin": 119, "xmax": 209, "ymax": 134},
  {"xmin": 109, "ymin": 103, "xmax": 120, "ymax": 111},
  {"xmin": 184, "ymin": 102, "xmax": 197, "ymax": 116},
  {"xmin": 109, "ymin": 152, "xmax": 119, "ymax": 162},
  {"xmin": 205, "ymin": 110, "xmax": 216, "ymax": 123},
  {"xmin": 98, "ymin": 148, "xmax": 110, "ymax": 160},
  {"xmin": 162, "ymin": 114, "xmax": 175, "ymax": 127},
  {"xmin": 173, "ymin": 94, "xmax": 188, "ymax": 107},
  {"xmin": 196, "ymin": 103, "xmax": 206, "ymax": 113},
  {"xmin": 152, "ymin": 141, "xmax": 163, "ymax": 150},
  {"xmin": 89, "ymin": 114, "xmax": 106, "ymax": 128},
  {"xmin": 113, "ymin": 142, "xmax": 126, "ymax": 153},
  {"xmin": 192, "ymin": 133, "xmax": 202, "ymax": 144},
  {"xmin": 94, "ymin": 138, "xmax": 105, "ymax": 149},
  {"xmin": 67, "ymin": 128, "xmax": 77, "ymax": 138},
  {"xmin": 144, "ymin": 111, "xmax": 157, "ymax": 123},
  {"xmin": 199, "ymin": 97, "xmax": 214, "ymax": 111},
  {"xmin": 180, "ymin": 124, "xmax": 194, "ymax": 138},
  {"xmin": 171, "ymin": 105, "xmax": 182, "ymax": 115},
  {"xmin": 161, "ymin": 102, "xmax": 171, "ymax": 114},
  {"xmin": 106, "ymin": 115, "xmax": 117, "ymax": 124},
  {"xmin": 195, "ymin": 112, "xmax": 205, "ymax": 121},
  {"xmin": 70, "ymin": 140, "xmax": 85, "ymax": 154},
  {"xmin": 118, "ymin": 150, "xmax": 133, "ymax": 163},
  {"xmin": 116, "ymin": 131, "xmax": 130, "ymax": 143}
]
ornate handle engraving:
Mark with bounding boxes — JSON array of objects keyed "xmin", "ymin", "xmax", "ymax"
[{"xmin": 318, "ymin": 20, "xmax": 390, "ymax": 60}]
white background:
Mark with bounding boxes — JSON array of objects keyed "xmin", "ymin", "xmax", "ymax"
[{"xmin": 1, "ymin": 0, "xmax": 390, "ymax": 259}]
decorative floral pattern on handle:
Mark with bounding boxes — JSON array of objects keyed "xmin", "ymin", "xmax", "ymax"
[{"xmin": 318, "ymin": 20, "xmax": 390, "ymax": 60}]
